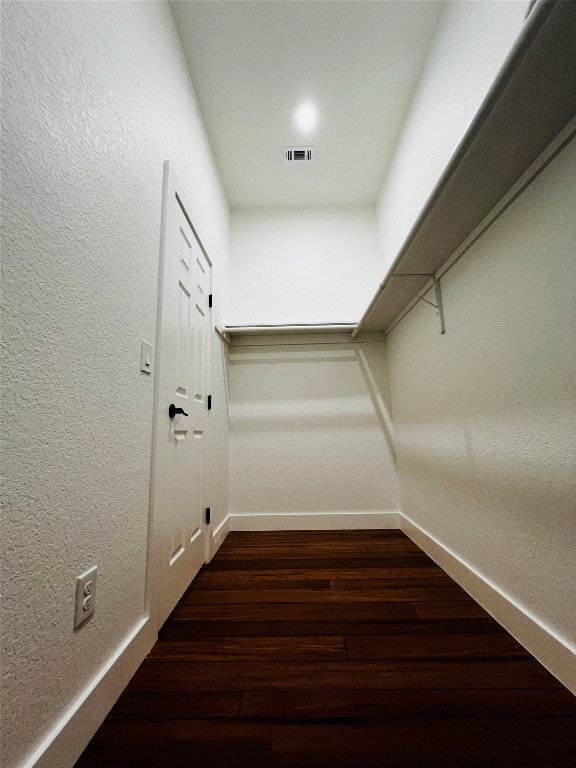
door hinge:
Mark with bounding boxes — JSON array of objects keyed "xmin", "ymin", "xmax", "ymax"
[
  {"xmin": 207, "ymin": 395, "xmax": 212, "ymax": 410},
  {"xmin": 208, "ymin": 294, "xmax": 213, "ymax": 309},
  {"xmin": 205, "ymin": 507, "xmax": 211, "ymax": 525}
]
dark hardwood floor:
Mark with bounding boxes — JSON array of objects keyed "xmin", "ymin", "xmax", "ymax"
[{"xmin": 75, "ymin": 530, "xmax": 576, "ymax": 767}]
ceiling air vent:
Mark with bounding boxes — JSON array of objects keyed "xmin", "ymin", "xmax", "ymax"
[{"xmin": 284, "ymin": 147, "xmax": 315, "ymax": 163}]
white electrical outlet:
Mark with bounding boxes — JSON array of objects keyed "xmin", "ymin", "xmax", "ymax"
[{"xmin": 74, "ymin": 566, "xmax": 97, "ymax": 629}]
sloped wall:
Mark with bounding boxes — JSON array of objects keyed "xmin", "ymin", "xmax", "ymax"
[{"xmin": 376, "ymin": 0, "xmax": 529, "ymax": 272}]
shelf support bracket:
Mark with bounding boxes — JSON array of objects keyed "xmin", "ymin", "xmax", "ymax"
[
  {"xmin": 392, "ymin": 273, "xmax": 445, "ymax": 334},
  {"xmin": 433, "ymin": 275, "xmax": 445, "ymax": 334}
]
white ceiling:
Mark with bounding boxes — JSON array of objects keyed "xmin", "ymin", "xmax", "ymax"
[{"xmin": 171, "ymin": 1, "xmax": 442, "ymax": 208}]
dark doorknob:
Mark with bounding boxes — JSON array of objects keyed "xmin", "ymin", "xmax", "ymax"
[{"xmin": 169, "ymin": 404, "xmax": 189, "ymax": 419}]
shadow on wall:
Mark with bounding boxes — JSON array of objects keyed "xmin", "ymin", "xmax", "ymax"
[
  {"xmin": 355, "ymin": 345, "xmax": 397, "ymax": 462},
  {"xmin": 228, "ymin": 344, "xmax": 395, "ymax": 453},
  {"xmin": 227, "ymin": 342, "xmax": 399, "ymax": 515}
]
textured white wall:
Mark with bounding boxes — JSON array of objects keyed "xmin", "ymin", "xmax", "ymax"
[
  {"xmin": 228, "ymin": 341, "xmax": 399, "ymax": 518},
  {"xmin": 0, "ymin": 3, "xmax": 229, "ymax": 767},
  {"xmin": 387, "ymin": 137, "xmax": 576, "ymax": 648},
  {"xmin": 376, "ymin": 0, "xmax": 529, "ymax": 272},
  {"xmin": 228, "ymin": 207, "xmax": 381, "ymax": 325}
]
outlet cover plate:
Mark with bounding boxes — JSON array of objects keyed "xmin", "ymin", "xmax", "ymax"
[{"xmin": 74, "ymin": 566, "xmax": 97, "ymax": 629}]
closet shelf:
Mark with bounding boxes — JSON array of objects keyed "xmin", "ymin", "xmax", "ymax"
[{"xmin": 352, "ymin": 0, "xmax": 576, "ymax": 338}]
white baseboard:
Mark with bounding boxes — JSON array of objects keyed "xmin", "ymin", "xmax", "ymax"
[
  {"xmin": 27, "ymin": 616, "xmax": 155, "ymax": 768},
  {"xmin": 208, "ymin": 514, "xmax": 231, "ymax": 561},
  {"xmin": 400, "ymin": 514, "xmax": 576, "ymax": 695},
  {"xmin": 228, "ymin": 511, "xmax": 401, "ymax": 531}
]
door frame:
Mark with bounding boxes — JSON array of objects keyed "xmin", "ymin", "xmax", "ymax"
[{"xmin": 146, "ymin": 160, "xmax": 213, "ymax": 630}]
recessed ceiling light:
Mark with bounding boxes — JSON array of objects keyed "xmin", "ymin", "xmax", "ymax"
[{"xmin": 294, "ymin": 102, "xmax": 317, "ymax": 133}]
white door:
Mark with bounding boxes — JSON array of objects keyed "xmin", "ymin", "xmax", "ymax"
[{"xmin": 154, "ymin": 169, "xmax": 211, "ymax": 627}]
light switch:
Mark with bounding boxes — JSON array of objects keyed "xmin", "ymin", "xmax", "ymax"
[{"xmin": 140, "ymin": 340, "xmax": 153, "ymax": 374}]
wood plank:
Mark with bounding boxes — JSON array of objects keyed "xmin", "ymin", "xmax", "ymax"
[
  {"xmin": 223, "ymin": 530, "xmax": 407, "ymax": 542},
  {"xmin": 180, "ymin": 586, "xmax": 470, "ymax": 605},
  {"xmin": 241, "ymin": 688, "xmax": 576, "ymax": 719},
  {"xmin": 193, "ymin": 566, "xmax": 452, "ymax": 585},
  {"xmin": 75, "ymin": 721, "xmax": 274, "ymax": 768},
  {"xmin": 219, "ymin": 535, "xmax": 420, "ymax": 547},
  {"xmin": 413, "ymin": 601, "xmax": 493, "ymax": 619},
  {"xmin": 170, "ymin": 602, "xmax": 418, "ymax": 622},
  {"xmin": 205, "ymin": 556, "xmax": 439, "ymax": 571},
  {"xmin": 132, "ymin": 659, "xmax": 560, "ymax": 691},
  {"xmin": 216, "ymin": 541, "xmax": 423, "ymax": 558},
  {"xmin": 108, "ymin": 691, "xmax": 241, "ymax": 720},
  {"xmin": 344, "ymin": 633, "xmax": 530, "ymax": 660},
  {"xmin": 161, "ymin": 618, "xmax": 506, "ymax": 639},
  {"xmin": 330, "ymin": 575, "xmax": 454, "ymax": 588},
  {"xmin": 190, "ymin": 574, "xmax": 333, "ymax": 591},
  {"xmin": 76, "ymin": 718, "xmax": 576, "ymax": 768},
  {"xmin": 364, "ymin": 540, "xmax": 429, "ymax": 553},
  {"xmin": 77, "ymin": 718, "xmax": 575, "ymax": 768},
  {"xmin": 147, "ymin": 636, "xmax": 347, "ymax": 662},
  {"xmin": 268, "ymin": 719, "xmax": 576, "ymax": 767}
]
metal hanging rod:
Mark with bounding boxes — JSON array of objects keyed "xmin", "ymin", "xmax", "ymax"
[
  {"xmin": 224, "ymin": 323, "xmax": 356, "ymax": 328},
  {"xmin": 223, "ymin": 323, "xmax": 356, "ymax": 336}
]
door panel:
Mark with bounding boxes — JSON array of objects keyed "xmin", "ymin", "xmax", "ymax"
[{"xmin": 156, "ymin": 189, "xmax": 211, "ymax": 627}]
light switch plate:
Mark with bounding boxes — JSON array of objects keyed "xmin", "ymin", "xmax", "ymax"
[
  {"xmin": 140, "ymin": 340, "xmax": 153, "ymax": 374},
  {"xmin": 74, "ymin": 566, "xmax": 97, "ymax": 629}
]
